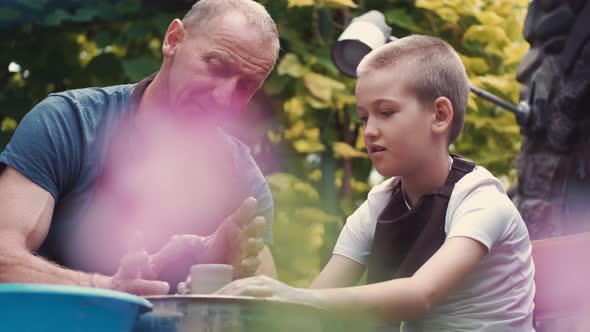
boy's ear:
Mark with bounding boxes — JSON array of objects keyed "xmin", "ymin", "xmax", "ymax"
[
  {"xmin": 163, "ymin": 19, "xmax": 186, "ymax": 58},
  {"xmin": 432, "ymin": 96, "xmax": 453, "ymax": 136}
]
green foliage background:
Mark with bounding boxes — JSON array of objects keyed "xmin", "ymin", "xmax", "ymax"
[{"xmin": 0, "ymin": 0, "xmax": 529, "ymax": 286}]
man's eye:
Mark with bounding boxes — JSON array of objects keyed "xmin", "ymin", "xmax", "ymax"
[
  {"xmin": 206, "ymin": 59, "xmax": 230, "ymax": 77},
  {"xmin": 211, "ymin": 65, "xmax": 229, "ymax": 77},
  {"xmin": 237, "ymin": 80, "xmax": 253, "ymax": 94}
]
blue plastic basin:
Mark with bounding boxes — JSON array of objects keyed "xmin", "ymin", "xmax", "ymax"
[{"xmin": 0, "ymin": 283, "xmax": 152, "ymax": 331}]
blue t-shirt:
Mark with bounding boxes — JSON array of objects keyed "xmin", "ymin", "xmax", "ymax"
[{"xmin": 0, "ymin": 78, "xmax": 274, "ymax": 285}]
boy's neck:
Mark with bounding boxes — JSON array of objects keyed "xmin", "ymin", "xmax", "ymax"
[{"xmin": 400, "ymin": 152, "xmax": 452, "ymax": 208}]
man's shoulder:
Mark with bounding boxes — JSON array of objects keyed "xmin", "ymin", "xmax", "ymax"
[
  {"xmin": 47, "ymin": 84, "xmax": 134, "ymax": 111},
  {"xmin": 216, "ymin": 128, "xmax": 250, "ymax": 151}
]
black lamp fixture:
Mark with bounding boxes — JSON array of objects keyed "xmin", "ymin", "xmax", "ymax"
[{"xmin": 331, "ymin": 10, "xmax": 532, "ymax": 129}]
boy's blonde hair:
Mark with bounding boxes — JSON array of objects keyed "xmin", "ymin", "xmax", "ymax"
[{"xmin": 357, "ymin": 35, "xmax": 470, "ymax": 144}]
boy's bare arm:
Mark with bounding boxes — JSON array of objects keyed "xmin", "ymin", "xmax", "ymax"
[
  {"xmin": 309, "ymin": 236, "xmax": 487, "ymax": 321},
  {"xmin": 309, "ymin": 254, "xmax": 365, "ymax": 288},
  {"xmin": 218, "ymin": 236, "xmax": 487, "ymax": 323}
]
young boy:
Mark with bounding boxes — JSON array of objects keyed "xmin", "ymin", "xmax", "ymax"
[{"xmin": 218, "ymin": 35, "xmax": 536, "ymax": 331}]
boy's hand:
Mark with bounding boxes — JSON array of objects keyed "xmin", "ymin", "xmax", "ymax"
[
  {"xmin": 202, "ymin": 197, "xmax": 266, "ymax": 279},
  {"xmin": 216, "ymin": 275, "xmax": 315, "ymax": 306}
]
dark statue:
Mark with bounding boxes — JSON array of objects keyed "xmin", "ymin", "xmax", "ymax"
[{"xmin": 513, "ymin": 0, "xmax": 590, "ymax": 240}]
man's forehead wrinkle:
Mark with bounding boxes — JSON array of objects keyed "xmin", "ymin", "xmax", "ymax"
[{"xmin": 209, "ymin": 34, "xmax": 274, "ymax": 79}]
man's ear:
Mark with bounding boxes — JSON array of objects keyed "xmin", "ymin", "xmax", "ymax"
[
  {"xmin": 162, "ymin": 19, "xmax": 186, "ymax": 58},
  {"xmin": 432, "ymin": 96, "xmax": 453, "ymax": 136}
]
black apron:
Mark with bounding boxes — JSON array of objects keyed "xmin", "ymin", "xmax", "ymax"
[{"xmin": 367, "ymin": 155, "xmax": 475, "ymax": 284}]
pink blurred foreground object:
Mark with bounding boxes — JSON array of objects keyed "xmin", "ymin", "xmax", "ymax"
[
  {"xmin": 531, "ymin": 232, "xmax": 590, "ymax": 328},
  {"xmin": 67, "ymin": 110, "xmax": 241, "ymax": 281}
]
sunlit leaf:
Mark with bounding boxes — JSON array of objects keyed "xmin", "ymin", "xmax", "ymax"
[
  {"xmin": 415, "ymin": 0, "xmax": 443, "ymax": 11},
  {"xmin": 305, "ymin": 95, "xmax": 331, "ymax": 109},
  {"xmin": 267, "ymin": 130, "xmax": 282, "ymax": 144},
  {"xmin": 284, "ymin": 97, "xmax": 306, "ymax": 122},
  {"xmin": 304, "ymin": 128, "xmax": 321, "ymax": 141},
  {"xmin": 277, "ymin": 53, "xmax": 306, "ymax": 78},
  {"xmin": 459, "ymin": 54, "xmax": 490, "ymax": 75},
  {"xmin": 1, "ymin": 117, "xmax": 18, "ymax": 133},
  {"xmin": 463, "ymin": 25, "xmax": 510, "ymax": 49},
  {"xmin": 435, "ymin": 7, "xmax": 459, "ymax": 24},
  {"xmin": 475, "ymin": 11, "xmax": 503, "ymax": 26},
  {"xmin": 504, "ymin": 43, "xmax": 529, "ymax": 67},
  {"xmin": 287, "ymin": 0, "xmax": 314, "ymax": 7},
  {"xmin": 333, "ymin": 142, "xmax": 368, "ymax": 159},
  {"xmin": 325, "ymin": 0, "xmax": 357, "ymax": 8},
  {"xmin": 467, "ymin": 95, "xmax": 479, "ymax": 113},
  {"xmin": 351, "ymin": 178, "xmax": 371, "ymax": 193},
  {"xmin": 285, "ymin": 120, "xmax": 306, "ymax": 139},
  {"xmin": 303, "ymin": 72, "xmax": 346, "ymax": 101},
  {"xmin": 308, "ymin": 169, "xmax": 322, "ymax": 181},
  {"xmin": 355, "ymin": 127, "xmax": 366, "ymax": 150},
  {"xmin": 335, "ymin": 93, "xmax": 356, "ymax": 111},
  {"xmin": 293, "ymin": 139, "xmax": 326, "ymax": 153}
]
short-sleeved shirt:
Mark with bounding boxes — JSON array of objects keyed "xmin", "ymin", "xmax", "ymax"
[
  {"xmin": 334, "ymin": 166, "xmax": 536, "ymax": 331},
  {"xmin": 0, "ymin": 80, "xmax": 274, "ymax": 278}
]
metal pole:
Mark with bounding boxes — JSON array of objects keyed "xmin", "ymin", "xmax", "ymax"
[{"xmin": 469, "ymin": 84, "xmax": 520, "ymax": 114}]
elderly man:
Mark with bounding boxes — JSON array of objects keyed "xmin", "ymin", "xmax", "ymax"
[{"xmin": 0, "ymin": 0, "xmax": 279, "ymax": 295}]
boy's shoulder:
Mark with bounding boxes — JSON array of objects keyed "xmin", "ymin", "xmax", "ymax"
[
  {"xmin": 452, "ymin": 165, "xmax": 507, "ymax": 204},
  {"xmin": 370, "ymin": 175, "xmax": 401, "ymax": 192},
  {"xmin": 445, "ymin": 165, "xmax": 527, "ymax": 253},
  {"xmin": 367, "ymin": 176, "xmax": 399, "ymax": 200},
  {"xmin": 445, "ymin": 165, "xmax": 521, "ymax": 234}
]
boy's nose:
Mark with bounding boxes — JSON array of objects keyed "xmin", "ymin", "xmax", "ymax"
[{"xmin": 363, "ymin": 119, "xmax": 379, "ymax": 139}]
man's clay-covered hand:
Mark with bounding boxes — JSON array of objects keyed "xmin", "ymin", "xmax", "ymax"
[
  {"xmin": 110, "ymin": 234, "xmax": 206, "ymax": 295},
  {"xmin": 202, "ymin": 197, "xmax": 266, "ymax": 279}
]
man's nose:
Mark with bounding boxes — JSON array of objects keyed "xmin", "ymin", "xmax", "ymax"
[{"xmin": 211, "ymin": 77, "xmax": 238, "ymax": 107}]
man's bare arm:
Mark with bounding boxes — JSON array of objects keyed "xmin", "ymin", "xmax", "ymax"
[
  {"xmin": 0, "ymin": 167, "xmax": 168, "ymax": 294},
  {"xmin": 0, "ymin": 166, "xmax": 99, "ymax": 286}
]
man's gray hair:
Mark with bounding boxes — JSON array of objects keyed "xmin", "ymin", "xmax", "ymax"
[
  {"xmin": 357, "ymin": 35, "xmax": 470, "ymax": 144},
  {"xmin": 182, "ymin": 0, "xmax": 280, "ymax": 62}
]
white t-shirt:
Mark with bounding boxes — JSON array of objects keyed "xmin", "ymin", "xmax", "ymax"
[{"xmin": 333, "ymin": 166, "xmax": 536, "ymax": 332}]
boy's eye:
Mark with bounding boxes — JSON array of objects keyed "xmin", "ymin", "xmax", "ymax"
[
  {"xmin": 380, "ymin": 110, "xmax": 394, "ymax": 117},
  {"xmin": 359, "ymin": 115, "xmax": 368, "ymax": 124}
]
